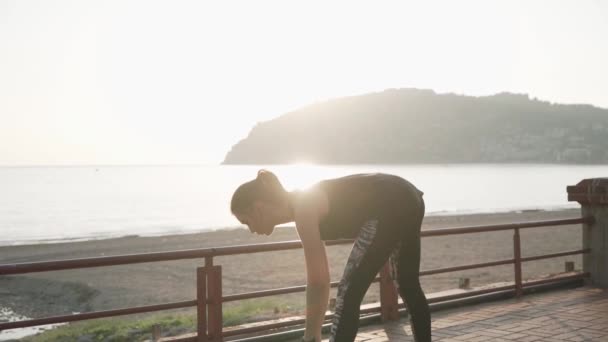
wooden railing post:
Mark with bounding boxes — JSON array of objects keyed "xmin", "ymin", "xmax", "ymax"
[
  {"xmin": 207, "ymin": 265, "xmax": 223, "ymax": 342},
  {"xmin": 197, "ymin": 257, "xmax": 217, "ymax": 342},
  {"xmin": 152, "ymin": 324, "xmax": 161, "ymax": 342},
  {"xmin": 513, "ymin": 228, "xmax": 523, "ymax": 297},
  {"xmin": 197, "ymin": 266, "xmax": 209, "ymax": 342},
  {"xmin": 379, "ymin": 261, "xmax": 399, "ymax": 321},
  {"xmin": 568, "ymin": 178, "xmax": 608, "ymax": 288}
]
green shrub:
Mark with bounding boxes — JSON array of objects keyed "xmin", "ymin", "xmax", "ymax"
[{"xmin": 22, "ymin": 298, "xmax": 297, "ymax": 342}]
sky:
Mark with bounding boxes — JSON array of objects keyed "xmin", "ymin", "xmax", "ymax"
[{"xmin": 1, "ymin": 0, "xmax": 607, "ymax": 166}]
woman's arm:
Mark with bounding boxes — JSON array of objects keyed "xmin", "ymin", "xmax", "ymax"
[{"xmin": 294, "ymin": 195, "xmax": 330, "ymax": 342}]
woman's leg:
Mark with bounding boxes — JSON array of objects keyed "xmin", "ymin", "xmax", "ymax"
[
  {"xmin": 392, "ymin": 198, "xmax": 431, "ymax": 341},
  {"xmin": 330, "ymin": 219, "xmax": 398, "ymax": 342}
]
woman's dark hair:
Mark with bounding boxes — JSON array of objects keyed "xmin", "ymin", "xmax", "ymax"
[{"xmin": 231, "ymin": 169, "xmax": 286, "ymax": 215}]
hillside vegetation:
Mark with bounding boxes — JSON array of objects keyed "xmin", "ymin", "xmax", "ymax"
[{"xmin": 223, "ymin": 89, "xmax": 608, "ymax": 164}]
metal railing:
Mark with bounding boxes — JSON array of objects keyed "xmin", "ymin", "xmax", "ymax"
[{"xmin": 0, "ymin": 216, "xmax": 593, "ymax": 341}]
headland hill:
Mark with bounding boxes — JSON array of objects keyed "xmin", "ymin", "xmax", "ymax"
[{"xmin": 223, "ymin": 88, "xmax": 608, "ymax": 165}]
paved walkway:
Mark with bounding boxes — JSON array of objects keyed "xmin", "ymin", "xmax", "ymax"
[{"xmin": 352, "ymin": 286, "xmax": 608, "ymax": 342}]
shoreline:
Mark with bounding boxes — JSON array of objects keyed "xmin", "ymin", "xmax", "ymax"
[
  {"xmin": 0, "ymin": 205, "xmax": 578, "ymax": 248},
  {"xmin": 0, "ymin": 208, "xmax": 584, "ymax": 328}
]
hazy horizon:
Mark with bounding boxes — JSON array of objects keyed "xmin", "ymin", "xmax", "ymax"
[
  {"xmin": 2, "ymin": 0, "xmax": 607, "ymax": 166},
  {"xmin": 2, "ymin": 163, "xmax": 600, "ymax": 245}
]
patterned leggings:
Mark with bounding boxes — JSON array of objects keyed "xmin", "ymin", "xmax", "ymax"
[{"xmin": 329, "ymin": 196, "xmax": 431, "ymax": 342}]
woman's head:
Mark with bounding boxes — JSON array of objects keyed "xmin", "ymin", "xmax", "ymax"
[{"xmin": 231, "ymin": 169, "xmax": 289, "ymax": 235}]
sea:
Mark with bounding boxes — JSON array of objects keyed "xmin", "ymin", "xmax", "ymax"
[
  {"xmin": 1, "ymin": 163, "xmax": 607, "ymax": 340},
  {"xmin": 1, "ymin": 163, "xmax": 606, "ymax": 247},
  {"xmin": 0, "ymin": 308, "xmax": 64, "ymax": 340}
]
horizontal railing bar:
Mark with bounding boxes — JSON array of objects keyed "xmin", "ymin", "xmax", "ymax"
[
  {"xmin": 0, "ymin": 300, "xmax": 197, "ymax": 331},
  {"xmin": 427, "ymin": 284, "xmax": 517, "ymax": 303},
  {"xmin": 223, "ymin": 286, "xmax": 305, "ymax": 303},
  {"xmin": 421, "ymin": 248, "xmax": 590, "ymax": 276},
  {"xmin": 224, "ymin": 306, "xmax": 383, "ymax": 338},
  {"xmin": 0, "ymin": 239, "xmax": 351, "ymax": 276},
  {"xmin": 522, "ymin": 272, "xmax": 590, "ymax": 287},
  {"xmin": 420, "ymin": 272, "xmax": 588, "ymax": 306},
  {"xmin": 162, "ymin": 337, "xmax": 198, "ymax": 342},
  {"xmin": 0, "ymin": 277, "xmax": 381, "ymax": 331},
  {"xmin": 421, "ymin": 259, "xmax": 515, "ymax": 276},
  {"xmin": 226, "ymin": 249, "xmax": 588, "ymax": 305},
  {"xmin": 213, "ymin": 238, "xmax": 354, "ymax": 256},
  {"xmin": 223, "ymin": 272, "xmax": 589, "ymax": 338},
  {"xmin": 2, "ymin": 270, "xmax": 588, "ymax": 333},
  {"xmin": 422, "ymin": 217, "xmax": 592, "ymax": 237},
  {"xmin": 1, "ymin": 248, "xmax": 589, "ymax": 331},
  {"xmin": 0, "ymin": 242, "xmax": 301, "ymax": 275},
  {"xmin": 223, "ymin": 282, "xmax": 338, "ymax": 302},
  {"xmin": 223, "ymin": 278, "xmax": 380, "ymax": 302},
  {"xmin": 520, "ymin": 249, "xmax": 590, "ymax": 263},
  {"xmin": 225, "ymin": 249, "xmax": 591, "ymax": 304},
  {"xmin": 223, "ymin": 318, "xmax": 307, "ymax": 337},
  {"xmin": 0, "ymin": 218, "xmax": 590, "ymax": 276},
  {"xmin": 222, "ymin": 305, "xmax": 384, "ymax": 338},
  {"xmin": 359, "ymin": 305, "xmax": 384, "ymax": 315}
]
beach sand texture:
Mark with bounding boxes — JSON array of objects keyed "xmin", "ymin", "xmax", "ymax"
[{"xmin": 0, "ymin": 209, "xmax": 584, "ymax": 322}]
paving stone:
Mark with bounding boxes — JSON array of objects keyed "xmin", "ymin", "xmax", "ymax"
[{"xmin": 350, "ymin": 286, "xmax": 608, "ymax": 341}]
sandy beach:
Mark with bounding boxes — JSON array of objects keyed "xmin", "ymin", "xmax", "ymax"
[{"xmin": 0, "ymin": 208, "xmax": 584, "ymax": 322}]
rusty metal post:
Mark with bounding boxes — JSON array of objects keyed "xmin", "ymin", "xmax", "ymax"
[
  {"xmin": 458, "ymin": 277, "xmax": 471, "ymax": 289},
  {"xmin": 207, "ymin": 265, "xmax": 223, "ymax": 342},
  {"xmin": 197, "ymin": 266, "xmax": 208, "ymax": 342},
  {"xmin": 513, "ymin": 228, "xmax": 523, "ymax": 297},
  {"xmin": 565, "ymin": 261, "xmax": 575, "ymax": 272},
  {"xmin": 568, "ymin": 178, "xmax": 608, "ymax": 288},
  {"xmin": 379, "ymin": 261, "xmax": 400, "ymax": 321},
  {"xmin": 152, "ymin": 324, "xmax": 161, "ymax": 341}
]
